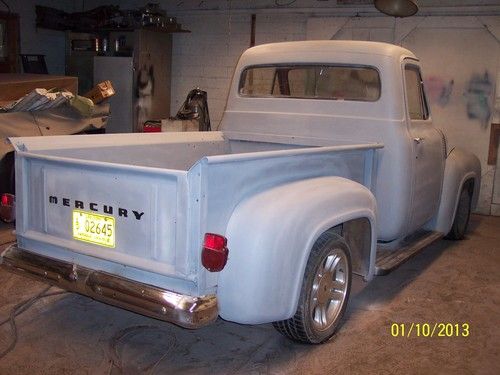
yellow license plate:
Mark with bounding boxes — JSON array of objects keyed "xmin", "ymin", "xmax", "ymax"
[{"xmin": 72, "ymin": 210, "xmax": 115, "ymax": 248}]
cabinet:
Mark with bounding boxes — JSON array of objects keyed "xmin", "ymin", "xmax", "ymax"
[{"xmin": 0, "ymin": 11, "xmax": 20, "ymax": 73}]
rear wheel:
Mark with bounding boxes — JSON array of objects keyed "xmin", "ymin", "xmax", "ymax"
[
  {"xmin": 273, "ymin": 231, "xmax": 352, "ymax": 344},
  {"xmin": 446, "ymin": 184, "xmax": 472, "ymax": 240}
]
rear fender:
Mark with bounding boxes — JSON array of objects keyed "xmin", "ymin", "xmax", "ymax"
[{"xmin": 217, "ymin": 176, "xmax": 377, "ymax": 324}]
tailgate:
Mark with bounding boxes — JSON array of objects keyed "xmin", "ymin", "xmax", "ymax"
[{"xmin": 13, "ymin": 150, "xmax": 192, "ymax": 279}]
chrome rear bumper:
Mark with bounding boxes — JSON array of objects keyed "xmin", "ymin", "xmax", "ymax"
[{"xmin": 0, "ymin": 245, "xmax": 218, "ymax": 329}]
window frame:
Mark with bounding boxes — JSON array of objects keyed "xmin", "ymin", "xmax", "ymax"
[
  {"xmin": 238, "ymin": 63, "xmax": 382, "ymax": 102},
  {"xmin": 403, "ymin": 63, "xmax": 430, "ymax": 121}
]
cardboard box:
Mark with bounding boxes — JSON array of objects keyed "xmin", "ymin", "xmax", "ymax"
[
  {"xmin": 161, "ymin": 119, "xmax": 199, "ymax": 132},
  {"xmin": 84, "ymin": 80, "xmax": 115, "ymax": 104}
]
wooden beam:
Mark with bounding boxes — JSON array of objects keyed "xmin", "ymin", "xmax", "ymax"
[
  {"xmin": 488, "ymin": 123, "xmax": 500, "ymax": 165},
  {"xmin": 250, "ymin": 14, "xmax": 256, "ymax": 47}
]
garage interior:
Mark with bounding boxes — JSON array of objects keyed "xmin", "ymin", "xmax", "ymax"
[{"xmin": 0, "ymin": 0, "xmax": 500, "ymax": 374}]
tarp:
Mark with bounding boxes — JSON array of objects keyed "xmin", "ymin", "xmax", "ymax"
[
  {"xmin": 0, "ymin": 103, "xmax": 109, "ymax": 161},
  {"xmin": 0, "ymin": 88, "xmax": 74, "ymax": 113}
]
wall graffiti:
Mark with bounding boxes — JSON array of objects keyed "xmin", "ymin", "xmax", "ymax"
[
  {"xmin": 424, "ymin": 76, "xmax": 454, "ymax": 107},
  {"xmin": 464, "ymin": 71, "xmax": 493, "ymax": 127},
  {"xmin": 136, "ymin": 64, "xmax": 155, "ymax": 132}
]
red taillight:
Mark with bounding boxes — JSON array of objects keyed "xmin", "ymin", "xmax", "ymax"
[
  {"xmin": 202, "ymin": 233, "xmax": 229, "ymax": 272},
  {"xmin": 0, "ymin": 193, "xmax": 15, "ymax": 222},
  {"xmin": 1, "ymin": 193, "xmax": 14, "ymax": 206}
]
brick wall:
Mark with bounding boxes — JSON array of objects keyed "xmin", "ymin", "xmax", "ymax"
[{"xmin": 170, "ymin": 13, "xmax": 306, "ymax": 126}]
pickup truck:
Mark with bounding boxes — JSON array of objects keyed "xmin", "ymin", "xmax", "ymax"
[{"xmin": 1, "ymin": 41, "xmax": 480, "ymax": 344}]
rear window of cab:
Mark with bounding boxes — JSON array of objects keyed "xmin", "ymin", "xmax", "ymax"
[{"xmin": 239, "ymin": 65, "xmax": 381, "ymax": 102}]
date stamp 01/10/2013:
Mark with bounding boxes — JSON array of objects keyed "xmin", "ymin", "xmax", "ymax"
[{"xmin": 390, "ymin": 323, "xmax": 470, "ymax": 338}]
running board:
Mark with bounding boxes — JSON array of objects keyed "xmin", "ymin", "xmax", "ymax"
[{"xmin": 375, "ymin": 231, "xmax": 443, "ymax": 275}]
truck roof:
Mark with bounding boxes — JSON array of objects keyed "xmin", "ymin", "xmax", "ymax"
[{"xmin": 239, "ymin": 40, "xmax": 417, "ymax": 66}]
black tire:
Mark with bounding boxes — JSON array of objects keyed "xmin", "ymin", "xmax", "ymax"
[
  {"xmin": 445, "ymin": 184, "xmax": 472, "ymax": 240},
  {"xmin": 0, "ymin": 152, "xmax": 15, "ymax": 194},
  {"xmin": 273, "ymin": 231, "xmax": 352, "ymax": 344}
]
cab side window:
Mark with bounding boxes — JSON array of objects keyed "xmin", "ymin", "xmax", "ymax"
[{"xmin": 404, "ymin": 65, "xmax": 429, "ymax": 120}]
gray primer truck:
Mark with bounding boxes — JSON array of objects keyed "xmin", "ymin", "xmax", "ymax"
[{"xmin": 1, "ymin": 41, "xmax": 480, "ymax": 344}]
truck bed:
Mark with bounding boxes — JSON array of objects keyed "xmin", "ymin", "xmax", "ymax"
[
  {"xmin": 12, "ymin": 132, "xmax": 323, "ymax": 170},
  {"xmin": 10, "ymin": 131, "xmax": 381, "ymax": 296}
]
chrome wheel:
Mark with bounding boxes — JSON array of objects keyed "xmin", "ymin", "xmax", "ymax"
[
  {"xmin": 273, "ymin": 231, "xmax": 352, "ymax": 344},
  {"xmin": 310, "ymin": 249, "xmax": 348, "ymax": 332}
]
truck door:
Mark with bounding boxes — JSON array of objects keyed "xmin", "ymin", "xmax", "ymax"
[{"xmin": 403, "ymin": 61, "xmax": 445, "ymax": 233}]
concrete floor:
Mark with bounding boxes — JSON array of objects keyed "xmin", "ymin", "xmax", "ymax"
[{"xmin": 0, "ymin": 215, "xmax": 499, "ymax": 374}]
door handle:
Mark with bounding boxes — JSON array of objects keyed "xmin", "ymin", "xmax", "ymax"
[{"xmin": 413, "ymin": 137, "xmax": 424, "ymax": 144}]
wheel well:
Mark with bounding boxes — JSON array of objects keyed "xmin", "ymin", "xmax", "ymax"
[
  {"xmin": 329, "ymin": 217, "xmax": 372, "ymax": 278},
  {"xmin": 464, "ymin": 178, "xmax": 474, "ymax": 196}
]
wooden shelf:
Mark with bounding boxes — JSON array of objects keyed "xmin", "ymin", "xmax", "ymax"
[
  {"xmin": 38, "ymin": 25, "xmax": 190, "ymax": 34},
  {"xmin": 0, "ymin": 73, "xmax": 78, "ymax": 101}
]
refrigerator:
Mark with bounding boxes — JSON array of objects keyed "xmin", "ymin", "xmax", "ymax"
[{"xmin": 93, "ymin": 30, "xmax": 172, "ymax": 133}]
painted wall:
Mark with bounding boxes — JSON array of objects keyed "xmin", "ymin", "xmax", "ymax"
[
  {"xmin": 306, "ymin": 15, "xmax": 500, "ymax": 215},
  {"xmin": 3, "ymin": 0, "xmax": 78, "ymax": 74},
  {"xmin": 403, "ymin": 21, "xmax": 498, "ymax": 215}
]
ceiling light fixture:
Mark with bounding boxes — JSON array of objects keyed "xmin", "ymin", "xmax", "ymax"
[{"xmin": 374, "ymin": 0, "xmax": 419, "ymax": 17}]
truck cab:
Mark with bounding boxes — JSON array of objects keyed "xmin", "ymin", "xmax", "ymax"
[{"xmin": 222, "ymin": 40, "xmax": 477, "ymax": 243}]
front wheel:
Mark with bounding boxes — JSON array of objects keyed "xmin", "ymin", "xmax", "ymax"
[
  {"xmin": 273, "ymin": 231, "xmax": 352, "ymax": 344},
  {"xmin": 446, "ymin": 184, "xmax": 472, "ymax": 240}
]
